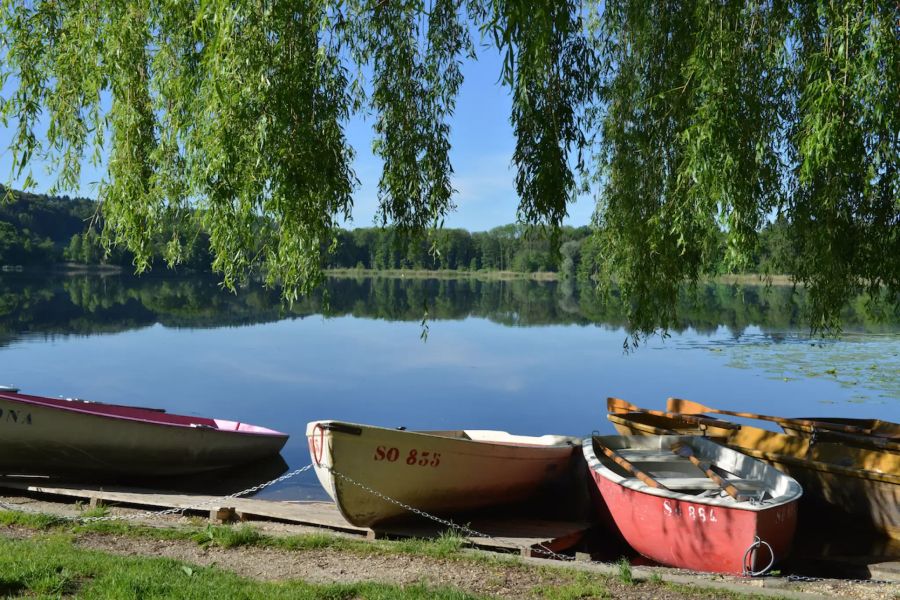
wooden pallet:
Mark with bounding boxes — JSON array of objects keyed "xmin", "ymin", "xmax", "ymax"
[{"xmin": 0, "ymin": 479, "xmax": 590, "ymax": 555}]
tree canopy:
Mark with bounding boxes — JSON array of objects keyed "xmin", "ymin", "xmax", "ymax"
[{"xmin": 1, "ymin": 0, "xmax": 897, "ymax": 335}]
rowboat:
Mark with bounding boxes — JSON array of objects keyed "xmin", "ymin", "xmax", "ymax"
[
  {"xmin": 583, "ymin": 435, "xmax": 801, "ymax": 575},
  {"xmin": 307, "ymin": 420, "xmax": 581, "ymax": 527},
  {"xmin": 607, "ymin": 398, "xmax": 900, "ymax": 540},
  {"xmin": 0, "ymin": 387, "xmax": 289, "ymax": 477}
]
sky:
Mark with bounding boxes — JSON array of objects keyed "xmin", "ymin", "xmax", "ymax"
[{"xmin": 0, "ymin": 44, "xmax": 596, "ymax": 233}]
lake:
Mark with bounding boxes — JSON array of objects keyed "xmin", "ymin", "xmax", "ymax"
[{"xmin": 1, "ymin": 272, "xmax": 897, "ymax": 500}]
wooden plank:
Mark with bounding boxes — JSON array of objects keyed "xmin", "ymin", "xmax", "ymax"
[
  {"xmin": 0, "ymin": 480, "xmax": 367, "ymax": 533},
  {"xmin": 374, "ymin": 518, "xmax": 591, "ymax": 552},
  {"xmin": 868, "ymin": 562, "xmax": 900, "ymax": 582},
  {"xmin": 0, "ymin": 480, "xmax": 590, "ymax": 554},
  {"xmin": 617, "ymin": 452, "xmax": 689, "ymax": 463},
  {"xmin": 671, "ymin": 441, "xmax": 744, "ymax": 500},
  {"xmin": 625, "ymin": 477, "xmax": 766, "ymax": 491},
  {"xmin": 593, "ymin": 438, "xmax": 669, "ymax": 490}
]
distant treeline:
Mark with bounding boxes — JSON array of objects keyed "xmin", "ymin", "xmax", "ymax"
[
  {"xmin": 0, "ymin": 186, "xmax": 792, "ymax": 277},
  {"xmin": 1, "ymin": 274, "xmax": 896, "ymax": 353}
]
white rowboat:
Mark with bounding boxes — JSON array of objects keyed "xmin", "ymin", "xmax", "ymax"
[{"xmin": 307, "ymin": 420, "xmax": 580, "ymax": 527}]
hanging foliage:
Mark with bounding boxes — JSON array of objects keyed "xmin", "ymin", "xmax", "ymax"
[
  {"xmin": 0, "ymin": 0, "xmax": 897, "ymax": 333},
  {"xmin": 589, "ymin": 0, "xmax": 897, "ymax": 335}
]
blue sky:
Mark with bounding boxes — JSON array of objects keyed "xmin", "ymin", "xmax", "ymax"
[{"xmin": 0, "ymin": 44, "xmax": 595, "ymax": 232}]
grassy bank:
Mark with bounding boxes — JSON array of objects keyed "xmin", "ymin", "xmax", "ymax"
[
  {"xmin": 325, "ymin": 268, "xmax": 796, "ymax": 287},
  {"xmin": 0, "ymin": 535, "xmax": 476, "ymax": 600},
  {"xmin": 326, "ymin": 268, "xmax": 559, "ymax": 281},
  {"xmin": 0, "ymin": 510, "xmax": 771, "ymax": 600}
]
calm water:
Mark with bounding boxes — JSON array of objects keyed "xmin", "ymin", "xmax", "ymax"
[{"xmin": 1, "ymin": 272, "xmax": 898, "ymax": 500}]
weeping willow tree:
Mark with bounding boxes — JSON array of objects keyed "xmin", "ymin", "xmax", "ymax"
[
  {"xmin": 0, "ymin": 0, "xmax": 896, "ymax": 334},
  {"xmin": 592, "ymin": 0, "xmax": 898, "ymax": 334}
]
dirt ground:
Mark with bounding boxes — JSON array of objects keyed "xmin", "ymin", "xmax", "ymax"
[{"xmin": 1, "ymin": 494, "xmax": 898, "ymax": 600}]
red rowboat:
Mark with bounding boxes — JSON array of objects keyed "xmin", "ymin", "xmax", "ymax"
[
  {"xmin": 584, "ymin": 435, "xmax": 802, "ymax": 575},
  {"xmin": 0, "ymin": 387, "xmax": 289, "ymax": 477}
]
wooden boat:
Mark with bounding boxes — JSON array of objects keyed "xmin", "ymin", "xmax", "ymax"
[
  {"xmin": 583, "ymin": 435, "xmax": 802, "ymax": 575},
  {"xmin": 607, "ymin": 398, "xmax": 900, "ymax": 540},
  {"xmin": 0, "ymin": 387, "xmax": 289, "ymax": 477},
  {"xmin": 668, "ymin": 397, "xmax": 900, "ymax": 452},
  {"xmin": 307, "ymin": 420, "xmax": 581, "ymax": 527}
]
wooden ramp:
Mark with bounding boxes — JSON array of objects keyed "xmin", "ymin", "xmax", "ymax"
[{"xmin": 0, "ymin": 479, "xmax": 590, "ymax": 555}]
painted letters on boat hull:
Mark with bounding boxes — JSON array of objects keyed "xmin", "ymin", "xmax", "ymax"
[{"xmin": 307, "ymin": 420, "xmax": 580, "ymax": 527}]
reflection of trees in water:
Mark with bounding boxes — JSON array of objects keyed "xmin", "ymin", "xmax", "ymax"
[{"xmin": 0, "ymin": 274, "xmax": 897, "ymax": 348}]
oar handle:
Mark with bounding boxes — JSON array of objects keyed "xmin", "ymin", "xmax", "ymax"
[
  {"xmin": 800, "ymin": 428, "xmax": 900, "ymax": 452},
  {"xmin": 593, "ymin": 439, "xmax": 670, "ymax": 491},
  {"xmin": 671, "ymin": 442, "xmax": 742, "ymax": 500}
]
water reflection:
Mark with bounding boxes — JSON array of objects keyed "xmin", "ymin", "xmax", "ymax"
[
  {"xmin": 1, "ymin": 271, "xmax": 897, "ymax": 559},
  {"xmin": 1, "ymin": 272, "xmax": 897, "ymax": 346}
]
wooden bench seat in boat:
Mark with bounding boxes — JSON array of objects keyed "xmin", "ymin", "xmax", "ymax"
[
  {"xmin": 617, "ymin": 451, "xmax": 694, "ymax": 463},
  {"xmin": 622, "ymin": 476, "xmax": 769, "ymax": 491}
]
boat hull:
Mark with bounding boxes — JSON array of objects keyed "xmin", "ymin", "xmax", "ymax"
[
  {"xmin": 0, "ymin": 393, "xmax": 288, "ymax": 477},
  {"xmin": 584, "ymin": 436, "xmax": 800, "ymax": 575},
  {"xmin": 590, "ymin": 469, "xmax": 797, "ymax": 574},
  {"xmin": 307, "ymin": 420, "xmax": 579, "ymax": 527}
]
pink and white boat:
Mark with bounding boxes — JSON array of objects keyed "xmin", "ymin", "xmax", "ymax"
[{"xmin": 0, "ymin": 386, "xmax": 288, "ymax": 477}]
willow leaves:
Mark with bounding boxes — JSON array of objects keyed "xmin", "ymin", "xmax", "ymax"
[
  {"xmin": 590, "ymin": 0, "xmax": 897, "ymax": 334},
  {"xmin": 1, "ymin": 0, "xmax": 897, "ymax": 333}
]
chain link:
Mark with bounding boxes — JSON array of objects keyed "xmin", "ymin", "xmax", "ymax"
[
  {"xmin": 327, "ymin": 467, "xmax": 899, "ymax": 586},
  {"xmin": 787, "ymin": 574, "xmax": 898, "ymax": 586},
  {"xmin": 0, "ymin": 464, "xmax": 314, "ymax": 523},
  {"xmin": 327, "ymin": 466, "xmax": 574, "ymax": 562}
]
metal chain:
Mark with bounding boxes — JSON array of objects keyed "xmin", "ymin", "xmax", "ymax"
[
  {"xmin": 0, "ymin": 464, "xmax": 314, "ymax": 523},
  {"xmin": 327, "ymin": 466, "xmax": 574, "ymax": 562},
  {"xmin": 2, "ymin": 464, "xmax": 895, "ymax": 588},
  {"xmin": 328, "ymin": 467, "xmax": 899, "ymax": 586},
  {"xmin": 787, "ymin": 574, "xmax": 898, "ymax": 586}
]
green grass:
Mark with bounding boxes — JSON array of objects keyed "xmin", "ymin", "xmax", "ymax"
[
  {"xmin": 391, "ymin": 530, "xmax": 468, "ymax": 558},
  {"xmin": 0, "ymin": 510, "xmax": 783, "ymax": 599},
  {"xmin": 615, "ymin": 557, "xmax": 634, "ymax": 586},
  {"xmin": 2, "ymin": 510, "xmax": 480, "ymax": 561},
  {"xmin": 532, "ymin": 572, "xmax": 609, "ymax": 599},
  {"xmin": 0, "ymin": 535, "xmax": 486, "ymax": 600},
  {"xmin": 0, "ymin": 509, "xmax": 68, "ymax": 530},
  {"xmin": 194, "ymin": 523, "xmax": 264, "ymax": 548},
  {"xmin": 78, "ymin": 504, "xmax": 111, "ymax": 519}
]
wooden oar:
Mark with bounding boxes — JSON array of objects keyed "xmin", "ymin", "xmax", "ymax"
[
  {"xmin": 593, "ymin": 437, "xmax": 670, "ymax": 491},
  {"xmin": 667, "ymin": 397, "xmax": 899, "ymax": 451},
  {"xmin": 671, "ymin": 441, "xmax": 744, "ymax": 501},
  {"xmin": 607, "ymin": 397, "xmax": 741, "ymax": 431},
  {"xmin": 667, "ymin": 397, "xmax": 875, "ymax": 435}
]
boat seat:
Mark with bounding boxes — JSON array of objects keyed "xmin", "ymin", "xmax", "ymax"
[
  {"xmin": 618, "ymin": 451, "xmax": 691, "ymax": 463},
  {"xmin": 623, "ymin": 476, "xmax": 768, "ymax": 491}
]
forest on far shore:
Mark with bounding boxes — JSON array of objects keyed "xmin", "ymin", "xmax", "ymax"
[{"xmin": 0, "ymin": 186, "xmax": 792, "ymax": 282}]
